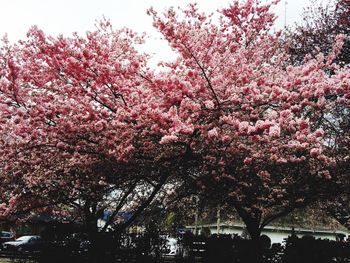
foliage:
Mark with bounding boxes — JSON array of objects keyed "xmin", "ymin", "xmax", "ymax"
[{"xmin": 286, "ymin": 0, "xmax": 350, "ymax": 66}]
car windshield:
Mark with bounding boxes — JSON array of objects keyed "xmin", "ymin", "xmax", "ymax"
[
  {"xmin": 15, "ymin": 236, "xmax": 33, "ymax": 242},
  {"xmin": 1, "ymin": 232, "xmax": 12, "ymax": 237}
]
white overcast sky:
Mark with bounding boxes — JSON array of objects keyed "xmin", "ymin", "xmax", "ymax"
[{"xmin": 0, "ymin": 0, "xmax": 328, "ymax": 66}]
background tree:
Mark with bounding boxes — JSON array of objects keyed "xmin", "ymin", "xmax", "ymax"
[
  {"xmin": 286, "ymin": 0, "xmax": 350, "ymax": 230},
  {"xmin": 286, "ymin": 0, "xmax": 350, "ymax": 66}
]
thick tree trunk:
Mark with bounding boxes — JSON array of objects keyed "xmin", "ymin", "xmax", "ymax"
[
  {"xmin": 232, "ymin": 203, "xmax": 266, "ymax": 262},
  {"xmin": 84, "ymin": 213, "xmax": 102, "ymax": 263},
  {"xmin": 246, "ymin": 223, "xmax": 261, "ymax": 240},
  {"xmin": 243, "ymin": 220, "xmax": 264, "ymax": 263}
]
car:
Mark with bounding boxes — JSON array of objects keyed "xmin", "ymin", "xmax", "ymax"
[
  {"xmin": 3, "ymin": 235, "xmax": 43, "ymax": 252},
  {"xmin": 0, "ymin": 231, "xmax": 15, "ymax": 250},
  {"xmin": 0, "ymin": 231, "xmax": 15, "ymax": 243}
]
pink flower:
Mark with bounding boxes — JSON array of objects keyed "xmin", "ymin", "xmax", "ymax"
[
  {"xmin": 56, "ymin": 141, "xmax": 66, "ymax": 150},
  {"xmin": 204, "ymin": 100, "xmax": 215, "ymax": 109},
  {"xmin": 247, "ymin": 126, "xmax": 256, "ymax": 135},
  {"xmin": 8, "ymin": 196, "xmax": 17, "ymax": 207},
  {"xmin": 238, "ymin": 121, "xmax": 249, "ymax": 134},
  {"xmin": 280, "ymin": 110, "xmax": 291, "ymax": 119},
  {"xmin": 269, "ymin": 125, "xmax": 281, "ymax": 138},
  {"xmin": 267, "ymin": 110, "xmax": 278, "ymax": 119},
  {"xmin": 180, "ymin": 123, "xmax": 194, "ymax": 135},
  {"xmin": 310, "ymin": 148, "xmax": 321, "ymax": 157},
  {"xmin": 243, "ymin": 157, "xmax": 252, "ymax": 165},
  {"xmin": 314, "ymin": 129, "xmax": 324, "ymax": 137},
  {"xmin": 298, "ymin": 119, "xmax": 309, "ymax": 130},
  {"xmin": 94, "ymin": 121, "xmax": 105, "ymax": 132},
  {"xmin": 160, "ymin": 135, "xmax": 178, "ymax": 144},
  {"xmin": 255, "ymin": 120, "xmax": 271, "ymax": 131},
  {"xmin": 208, "ymin": 128, "xmax": 219, "ymax": 138},
  {"xmin": 221, "ymin": 135, "xmax": 231, "ymax": 143}
]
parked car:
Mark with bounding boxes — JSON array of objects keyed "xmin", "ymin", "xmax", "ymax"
[
  {"xmin": 3, "ymin": 235, "xmax": 43, "ymax": 252},
  {"xmin": 0, "ymin": 231, "xmax": 15, "ymax": 243}
]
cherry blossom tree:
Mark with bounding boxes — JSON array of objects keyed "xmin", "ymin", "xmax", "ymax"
[
  {"xmin": 0, "ymin": 20, "xmax": 191, "ymax": 241},
  {"xmin": 148, "ymin": 1, "xmax": 349, "ymax": 252}
]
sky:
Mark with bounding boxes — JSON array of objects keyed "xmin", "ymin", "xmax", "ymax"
[{"xmin": 0, "ymin": 0, "xmax": 324, "ymax": 66}]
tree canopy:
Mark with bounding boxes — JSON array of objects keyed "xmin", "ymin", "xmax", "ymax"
[{"xmin": 0, "ymin": 0, "xmax": 349, "ymax": 247}]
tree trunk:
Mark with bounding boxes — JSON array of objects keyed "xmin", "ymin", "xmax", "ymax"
[
  {"xmin": 85, "ymin": 214, "xmax": 102, "ymax": 263},
  {"xmin": 232, "ymin": 203, "xmax": 265, "ymax": 262},
  {"xmin": 244, "ymin": 220, "xmax": 264, "ymax": 263}
]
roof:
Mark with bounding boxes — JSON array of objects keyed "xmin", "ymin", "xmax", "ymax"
[{"xmin": 186, "ymin": 222, "xmax": 350, "ymax": 235}]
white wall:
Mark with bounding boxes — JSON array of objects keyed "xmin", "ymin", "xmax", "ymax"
[{"xmin": 193, "ymin": 225, "xmax": 348, "ymax": 244}]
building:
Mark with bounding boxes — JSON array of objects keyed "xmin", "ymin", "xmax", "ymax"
[{"xmin": 186, "ymin": 223, "xmax": 349, "ymax": 244}]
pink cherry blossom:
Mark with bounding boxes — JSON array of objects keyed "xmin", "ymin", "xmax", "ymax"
[{"xmin": 160, "ymin": 134, "xmax": 179, "ymax": 144}]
